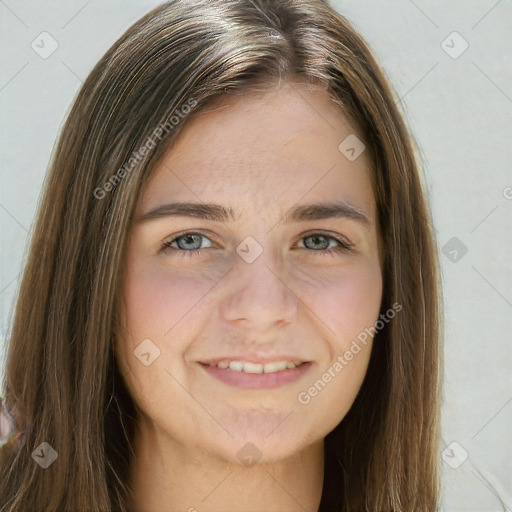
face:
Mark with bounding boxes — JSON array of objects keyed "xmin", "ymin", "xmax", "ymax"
[{"xmin": 116, "ymin": 80, "xmax": 383, "ymax": 465}]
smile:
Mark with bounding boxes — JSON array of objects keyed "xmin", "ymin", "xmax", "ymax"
[
  {"xmin": 199, "ymin": 359, "xmax": 312, "ymax": 389},
  {"xmin": 214, "ymin": 359, "xmax": 305, "ymax": 373}
]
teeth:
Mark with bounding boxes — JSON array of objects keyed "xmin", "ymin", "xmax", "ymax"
[
  {"xmin": 215, "ymin": 359, "xmax": 304, "ymax": 374},
  {"xmin": 229, "ymin": 361, "xmax": 244, "ymax": 372},
  {"xmin": 243, "ymin": 362, "xmax": 264, "ymax": 374},
  {"xmin": 264, "ymin": 361, "xmax": 288, "ymax": 373}
]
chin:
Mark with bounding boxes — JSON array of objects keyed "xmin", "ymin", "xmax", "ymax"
[{"xmin": 204, "ymin": 411, "xmax": 318, "ymax": 465}]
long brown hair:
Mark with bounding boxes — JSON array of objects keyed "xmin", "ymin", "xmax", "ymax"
[{"xmin": 0, "ymin": 1, "xmax": 443, "ymax": 510}]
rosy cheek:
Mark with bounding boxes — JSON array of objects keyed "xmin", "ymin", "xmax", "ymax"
[
  {"xmin": 123, "ymin": 261, "xmax": 209, "ymax": 341},
  {"xmin": 300, "ymin": 263, "xmax": 382, "ymax": 351},
  {"xmin": 343, "ymin": 264, "xmax": 382, "ymax": 319}
]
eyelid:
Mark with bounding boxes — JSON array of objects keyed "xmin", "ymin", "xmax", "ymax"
[
  {"xmin": 161, "ymin": 230, "xmax": 216, "ymax": 248},
  {"xmin": 299, "ymin": 229, "xmax": 353, "ymax": 248},
  {"xmin": 161, "ymin": 229, "xmax": 352, "ymax": 243}
]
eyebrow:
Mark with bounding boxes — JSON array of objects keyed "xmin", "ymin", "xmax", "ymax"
[{"xmin": 136, "ymin": 200, "xmax": 371, "ymax": 228}]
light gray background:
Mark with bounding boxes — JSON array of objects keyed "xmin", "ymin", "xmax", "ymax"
[{"xmin": 1, "ymin": 1, "xmax": 511, "ymax": 510}]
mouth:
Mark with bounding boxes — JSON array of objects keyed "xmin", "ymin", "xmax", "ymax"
[
  {"xmin": 204, "ymin": 358, "xmax": 306, "ymax": 373},
  {"xmin": 198, "ymin": 357, "xmax": 312, "ymax": 389}
]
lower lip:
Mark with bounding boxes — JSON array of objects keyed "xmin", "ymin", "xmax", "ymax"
[{"xmin": 199, "ymin": 362, "xmax": 312, "ymax": 389}]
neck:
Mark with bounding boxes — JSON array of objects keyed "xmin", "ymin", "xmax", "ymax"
[{"xmin": 127, "ymin": 418, "xmax": 325, "ymax": 512}]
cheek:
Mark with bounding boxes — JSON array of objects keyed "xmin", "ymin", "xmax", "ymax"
[
  {"xmin": 338, "ymin": 264, "xmax": 382, "ymax": 338},
  {"xmin": 299, "ymin": 258, "xmax": 383, "ymax": 347},
  {"xmin": 291, "ymin": 255, "xmax": 381, "ymax": 396},
  {"xmin": 298, "ymin": 260, "xmax": 382, "ymax": 424},
  {"xmin": 116, "ymin": 261, "xmax": 216, "ymax": 411},
  {"xmin": 122, "ymin": 260, "xmax": 214, "ymax": 343}
]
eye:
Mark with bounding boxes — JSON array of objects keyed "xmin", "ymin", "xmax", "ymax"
[
  {"xmin": 160, "ymin": 231, "xmax": 353, "ymax": 259},
  {"xmin": 161, "ymin": 232, "xmax": 214, "ymax": 258},
  {"xmin": 296, "ymin": 232, "xmax": 353, "ymax": 255}
]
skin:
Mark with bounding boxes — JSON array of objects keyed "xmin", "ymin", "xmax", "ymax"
[{"xmin": 116, "ymin": 79, "xmax": 383, "ymax": 512}]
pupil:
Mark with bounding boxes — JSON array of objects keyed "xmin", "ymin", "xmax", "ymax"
[{"xmin": 307, "ymin": 235, "xmax": 327, "ymax": 250}]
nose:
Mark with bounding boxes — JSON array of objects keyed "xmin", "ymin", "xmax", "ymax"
[{"xmin": 220, "ymin": 247, "xmax": 299, "ymax": 330}]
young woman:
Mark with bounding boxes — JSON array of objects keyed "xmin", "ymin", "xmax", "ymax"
[{"xmin": 0, "ymin": 1, "xmax": 443, "ymax": 510}]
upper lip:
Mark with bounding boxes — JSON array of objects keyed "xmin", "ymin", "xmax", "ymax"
[{"xmin": 199, "ymin": 354, "xmax": 310, "ymax": 366}]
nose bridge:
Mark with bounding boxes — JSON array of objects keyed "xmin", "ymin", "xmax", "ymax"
[{"xmin": 221, "ymin": 240, "xmax": 298, "ymax": 326}]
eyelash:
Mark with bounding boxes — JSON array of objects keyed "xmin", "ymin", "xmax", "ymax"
[{"xmin": 160, "ymin": 231, "xmax": 353, "ymax": 258}]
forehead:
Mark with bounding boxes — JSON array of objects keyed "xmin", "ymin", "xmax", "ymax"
[{"xmin": 139, "ymin": 81, "xmax": 375, "ymax": 221}]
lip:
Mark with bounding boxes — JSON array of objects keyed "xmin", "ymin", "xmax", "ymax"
[{"xmin": 198, "ymin": 361, "xmax": 313, "ymax": 389}]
